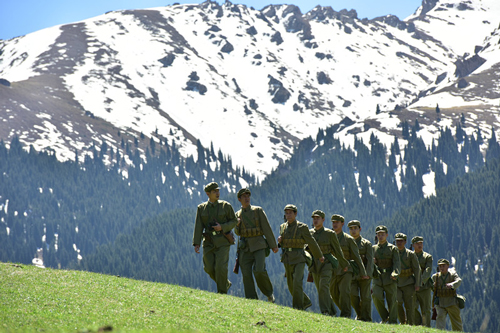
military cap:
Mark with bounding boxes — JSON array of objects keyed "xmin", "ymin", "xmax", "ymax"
[
  {"xmin": 347, "ymin": 220, "xmax": 361, "ymax": 228},
  {"xmin": 375, "ymin": 225, "xmax": 388, "ymax": 233},
  {"xmin": 204, "ymin": 182, "xmax": 219, "ymax": 192},
  {"xmin": 394, "ymin": 232, "xmax": 407, "ymax": 240},
  {"xmin": 237, "ymin": 188, "xmax": 251, "ymax": 198},
  {"xmin": 437, "ymin": 258, "xmax": 450, "ymax": 265},
  {"xmin": 331, "ymin": 214, "xmax": 345, "ymax": 222},
  {"xmin": 412, "ymin": 236, "xmax": 424, "ymax": 244},
  {"xmin": 284, "ymin": 204, "xmax": 297, "ymax": 212},
  {"xmin": 311, "ymin": 210, "xmax": 325, "ymax": 218}
]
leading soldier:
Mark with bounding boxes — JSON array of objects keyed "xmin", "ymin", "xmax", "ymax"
[
  {"xmin": 348, "ymin": 220, "xmax": 374, "ymax": 322},
  {"xmin": 395, "ymin": 233, "xmax": 421, "ymax": 325},
  {"xmin": 192, "ymin": 182, "xmax": 237, "ymax": 294},
  {"xmin": 330, "ymin": 214, "xmax": 367, "ymax": 318},
  {"xmin": 412, "ymin": 236, "xmax": 433, "ymax": 327},
  {"xmin": 278, "ymin": 204, "xmax": 325, "ymax": 310},
  {"xmin": 372, "ymin": 225, "xmax": 401, "ymax": 324},
  {"xmin": 234, "ymin": 188, "xmax": 278, "ymax": 302},
  {"xmin": 308, "ymin": 210, "xmax": 348, "ymax": 316}
]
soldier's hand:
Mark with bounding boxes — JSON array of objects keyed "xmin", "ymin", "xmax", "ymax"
[
  {"xmin": 446, "ymin": 283, "xmax": 454, "ymax": 289},
  {"xmin": 361, "ymin": 275, "xmax": 370, "ymax": 280},
  {"xmin": 415, "ymin": 286, "xmax": 420, "ymax": 291},
  {"xmin": 272, "ymin": 247, "xmax": 279, "ymax": 253},
  {"xmin": 277, "ymin": 236, "xmax": 282, "ymax": 243},
  {"xmin": 343, "ymin": 267, "xmax": 348, "ymax": 272},
  {"xmin": 213, "ymin": 222, "xmax": 222, "ymax": 232},
  {"xmin": 319, "ymin": 256, "xmax": 325, "ymax": 263},
  {"xmin": 194, "ymin": 245, "xmax": 200, "ymax": 254}
]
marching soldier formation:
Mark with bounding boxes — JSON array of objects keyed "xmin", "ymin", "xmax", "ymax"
[{"xmin": 192, "ymin": 183, "xmax": 465, "ymax": 331}]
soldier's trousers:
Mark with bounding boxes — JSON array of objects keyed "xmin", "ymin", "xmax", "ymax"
[
  {"xmin": 397, "ymin": 284, "xmax": 416, "ymax": 325},
  {"xmin": 330, "ymin": 272, "xmax": 353, "ymax": 318},
  {"xmin": 372, "ymin": 281, "xmax": 398, "ymax": 324},
  {"xmin": 351, "ymin": 278, "xmax": 372, "ymax": 321},
  {"xmin": 312, "ymin": 263, "xmax": 336, "ymax": 316},
  {"xmin": 203, "ymin": 244, "xmax": 231, "ymax": 294},
  {"xmin": 240, "ymin": 248, "xmax": 273, "ymax": 299},
  {"xmin": 436, "ymin": 304, "xmax": 463, "ymax": 331},
  {"xmin": 284, "ymin": 262, "xmax": 312, "ymax": 310},
  {"xmin": 414, "ymin": 288, "xmax": 432, "ymax": 327}
]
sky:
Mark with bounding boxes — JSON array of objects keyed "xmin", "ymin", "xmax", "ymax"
[{"xmin": 0, "ymin": 0, "xmax": 422, "ymax": 40}]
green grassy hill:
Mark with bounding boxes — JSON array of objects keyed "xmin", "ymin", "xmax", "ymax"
[{"xmin": 0, "ymin": 262, "xmax": 439, "ymax": 333}]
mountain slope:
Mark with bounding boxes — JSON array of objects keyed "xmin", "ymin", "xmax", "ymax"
[{"xmin": 2, "ymin": 0, "xmax": 499, "ymax": 179}]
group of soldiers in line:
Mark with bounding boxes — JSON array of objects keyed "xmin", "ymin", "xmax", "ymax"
[{"xmin": 192, "ymin": 183, "xmax": 464, "ymax": 331}]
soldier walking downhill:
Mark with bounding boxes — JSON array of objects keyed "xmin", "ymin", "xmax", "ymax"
[
  {"xmin": 395, "ymin": 233, "xmax": 421, "ymax": 325},
  {"xmin": 432, "ymin": 258, "xmax": 463, "ymax": 331},
  {"xmin": 192, "ymin": 182, "xmax": 237, "ymax": 294},
  {"xmin": 278, "ymin": 204, "xmax": 325, "ymax": 310},
  {"xmin": 412, "ymin": 236, "xmax": 433, "ymax": 327},
  {"xmin": 234, "ymin": 188, "xmax": 278, "ymax": 302},
  {"xmin": 330, "ymin": 214, "xmax": 367, "ymax": 318},
  {"xmin": 372, "ymin": 225, "xmax": 401, "ymax": 324},
  {"xmin": 308, "ymin": 210, "xmax": 348, "ymax": 316},
  {"xmin": 348, "ymin": 220, "xmax": 374, "ymax": 322}
]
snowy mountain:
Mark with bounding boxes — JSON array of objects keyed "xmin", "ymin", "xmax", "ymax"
[{"xmin": 1, "ymin": 0, "xmax": 499, "ymax": 180}]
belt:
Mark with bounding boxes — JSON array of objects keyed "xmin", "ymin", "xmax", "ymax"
[
  {"xmin": 284, "ymin": 248, "xmax": 303, "ymax": 252},
  {"xmin": 380, "ymin": 268, "xmax": 390, "ymax": 273},
  {"xmin": 211, "ymin": 231, "xmax": 221, "ymax": 236}
]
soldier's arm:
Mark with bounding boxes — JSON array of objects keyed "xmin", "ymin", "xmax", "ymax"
[
  {"xmin": 301, "ymin": 226, "xmax": 323, "ymax": 259},
  {"xmin": 192, "ymin": 206, "xmax": 204, "ymax": 246},
  {"xmin": 329, "ymin": 232, "xmax": 348, "ymax": 269},
  {"xmin": 365, "ymin": 240, "xmax": 374, "ymax": 277},
  {"xmin": 422, "ymin": 254, "xmax": 433, "ymax": 284},
  {"xmin": 258, "ymin": 208, "xmax": 278, "ymax": 249},
  {"xmin": 411, "ymin": 251, "xmax": 422, "ymax": 287},
  {"xmin": 220, "ymin": 202, "xmax": 237, "ymax": 233},
  {"xmin": 449, "ymin": 272, "xmax": 462, "ymax": 290},
  {"xmin": 234, "ymin": 211, "xmax": 242, "ymax": 236},
  {"xmin": 391, "ymin": 246, "xmax": 401, "ymax": 278},
  {"xmin": 349, "ymin": 237, "xmax": 367, "ymax": 276}
]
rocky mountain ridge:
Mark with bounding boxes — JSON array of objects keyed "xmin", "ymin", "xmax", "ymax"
[{"xmin": 0, "ymin": 0, "xmax": 499, "ymax": 180}]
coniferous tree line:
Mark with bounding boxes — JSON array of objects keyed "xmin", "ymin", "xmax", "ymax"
[{"xmin": 1, "ymin": 121, "xmax": 500, "ymax": 332}]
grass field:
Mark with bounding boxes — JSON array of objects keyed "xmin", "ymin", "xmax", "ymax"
[{"xmin": 0, "ymin": 262, "xmax": 440, "ymax": 332}]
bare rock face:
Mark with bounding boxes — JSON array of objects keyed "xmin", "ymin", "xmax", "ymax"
[
  {"xmin": 268, "ymin": 75, "xmax": 291, "ymax": 104},
  {"xmin": 0, "ymin": 78, "xmax": 10, "ymax": 87},
  {"xmin": 454, "ymin": 54, "xmax": 486, "ymax": 78}
]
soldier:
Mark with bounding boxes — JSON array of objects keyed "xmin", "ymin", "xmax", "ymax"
[
  {"xmin": 330, "ymin": 214, "xmax": 367, "ymax": 318},
  {"xmin": 308, "ymin": 210, "xmax": 349, "ymax": 316},
  {"xmin": 395, "ymin": 233, "xmax": 421, "ymax": 325},
  {"xmin": 348, "ymin": 220, "xmax": 374, "ymax": 322},
  {"xmin": 372, "ymin": 225, "xmax": 401, "ymax": 324},
  {"xmin": 192, "ymin": 182, "xmax": 237, "ymax": 294},
  {"xmin": 278, "ymin": 204, "xmax": 325, "ymax": 310},
  {"xmin": 234, "ymin": 188, "xmax": 278, "ymax": 302},
  {"xmin": 432, "ymin": 258, "xmax": 463, "ymax": 331},
  {"xmin": 412, "ymin": 236, "xmax": 433, "ymax": 327}
]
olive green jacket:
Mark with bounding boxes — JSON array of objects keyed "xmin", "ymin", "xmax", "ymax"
[
  {"xmin": 373, "ymin": 241, "xmax": 401, "ymax": 286},
  {"xmin": 353, "ymin": 236, "xmax": 374, "ymax": 279},
  {"xmin": 334, "ymin": 231, "xmax": 367, "ymax": 277},
  {"xmin": 432, "ymin": 271, "xmax": 462, "ymax": 308},
  {"xmin": 415, "ymin": 251, "xmax": 433, "ymax": 289},
  {"xmin": 397, "ymin": 248, "xmax": 421, "ymax": 288},
  {"xmin": 279, "ymin": 220, "xmax": 323, "ymax": 265},
  {"xmin": 309, "ymin": 227, "xmax": 349, "ymax": 274},
  {"xmin": 235, "ymin": 205, "xmax": 277, "ymax": 252},
  {"xmin": 192, "ymin": 199, "xmax": 237, "ymax": 248}
]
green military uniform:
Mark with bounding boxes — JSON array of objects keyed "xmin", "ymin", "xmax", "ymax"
[
  {"xmin": 192, "ymin": 183, "xmax": 237, "ymax": 294},
  {"xmin": 235, "ymin": 202, "xmax": 277, "ymax": 300},
  {"xmin": 413, "ymin": 236, "xmax": 433, "ymax": 327},
  {"xmin": 308, "ymin": 211, "xmax": 349, "ymax": 316},
  {"xmin": 349, "ymin": 220, "xmax": 374, "ymax": 322},
  {"xmin": 395, "ymin": 233, "xmax": 421, "ymax": 325},
  {"xmin": 432, "ymin": 259, "xmax": 463, "ymax": 331},
  {"xmin": 372, "ymin": 226, "xmax": 401, "ymax": 324},
  {"xmin": 280, "ymin": 205, "xmax": 323, "ymax": 310},
  {"xmin": 331, "ymin": 217, "xmax": 367, "ymax": 318}
]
